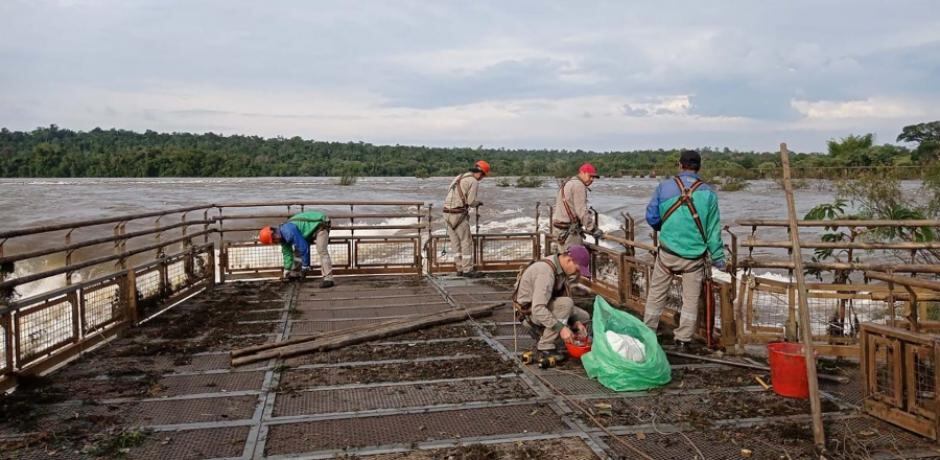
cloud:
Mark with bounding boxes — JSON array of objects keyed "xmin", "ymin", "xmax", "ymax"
[{"xmin": 1, "ymin": 0, "xmax": 939, "ymax": 151}]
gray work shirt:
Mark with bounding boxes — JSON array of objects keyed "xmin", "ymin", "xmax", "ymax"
[
  {"xmin": 553, "ymin": 177, "xmax": 595, "ymax": 231},
  {"xmin": 514, "ymin": 255, "xmax": 570, "ymax": 329}
]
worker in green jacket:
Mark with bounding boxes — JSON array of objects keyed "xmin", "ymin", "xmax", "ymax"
[
  {"xmin": 643, "ymin": 150, "xmax": 725, "ymax": 351},
  {"xmin": 259, "ymin": 211, "xmax": 334, "ymax": 288}
]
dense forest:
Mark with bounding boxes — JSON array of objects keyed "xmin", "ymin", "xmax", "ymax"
[{"xmin": 0, "ymin": 122, "xmax": 938, "ymax": 178}]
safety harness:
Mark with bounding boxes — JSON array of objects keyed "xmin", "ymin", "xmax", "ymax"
[
  {"xmin": 657, "ymin": 175, "xmax": 717, "ymax": 348},
  {"xmin": 444, "ymin": 172, "xmax": 473, "ymax": 229},
  {"xmin": 660, "ymin": 176, "xmax": 707, "ymax": 243},
  {"xmin": 511, "ymin": 257, "xmax": 570, "ymax": 322},
  {"xmin": 552, "ymin": 178, "xmax": 587, "ymax": 244}
]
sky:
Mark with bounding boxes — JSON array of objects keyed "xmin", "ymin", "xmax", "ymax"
[{"xmin": 0, "ymin": 0, "xmax": 938, "ymax": 152}]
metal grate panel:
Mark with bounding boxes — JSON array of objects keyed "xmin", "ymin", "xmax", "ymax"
[
  {"xmin": 273, "ymin": 378, "xmax": 533, "ymax": 416},
  {"xmin": 279, "ymin": 359, "xmax": 517, "ymax": 389},
  {"xmin": 167, "ymin": 260, "xmax": 188, "ymax": 291},
  {"xmin": 283, "ymin": 340, "xmax": 498, "ymax": 366},
  {"xmin": 127, "ymin": 395, "xmax": 258, "ymax": 425},
  {"xmin": 15, "ymin": 297, "xmax": 75, "ymax": 365},
  {"xmin": 127, "ymin": 426, "xmax": 249, "ymax": 459},
  {"xmin": 264, "ymin": 404, "xmax": 566, "ymax": 455},
  {"xmin": 158, "ymin": 371, "xmax": 265, "ymax": 397},
  {"xmin": 294, "ymin": 303, "xmax": 452, "ymax": 320}
]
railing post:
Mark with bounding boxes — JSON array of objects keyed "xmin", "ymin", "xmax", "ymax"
[
  {"xmin": 124, "ymin": 269, "xmax": 139, "ymax": 325},
  {"xmin": 206, "ymin": 243, "xmax": 217, "ymax": 288},
  {"xmin": 69, "ymin": 289, "xmax": 81, "ymax": 342},
  {"xmin": 2, "ymin": 312, "xmax": 13, "ymax": 378},
  {"xmin": 719, "ymin": 282, "xmax": 737, "ymax": 348}
]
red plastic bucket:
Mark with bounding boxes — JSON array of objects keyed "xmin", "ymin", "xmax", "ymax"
[
  {"xmin": 767, "ymin": 342, "xmax": 809, "ymax": 399},
  {"xmin": 565, "ymin": 337, "xmax": 592, "ymax": 359}
]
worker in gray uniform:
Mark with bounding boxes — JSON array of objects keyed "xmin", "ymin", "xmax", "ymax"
[
  {"xmin": 443, "ymin": 160, "xmax": 490, "ymax": 277},
  {"xmin": 552, "ymin": 163, "xmax": 603, "ymax": 251},
  {"xmin": 512, "ymin": 244, "xmax": 592, "ymax": 368}
]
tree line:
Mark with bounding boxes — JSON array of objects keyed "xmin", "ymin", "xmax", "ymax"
[{"xmin": 0, "ymin": 122, "xmax": 937, "ymax": 178}]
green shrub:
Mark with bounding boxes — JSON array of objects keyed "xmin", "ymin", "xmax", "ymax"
[{"xmin": 515, "ymin": 176, "xmax": 544, "ymax": 188}]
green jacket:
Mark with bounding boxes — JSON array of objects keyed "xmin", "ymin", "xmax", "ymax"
[
  {"xmin": 645, "ymin": 171, "xmax": 725, "ymax": 263},
  {"xmin": 278, "ymin": 211, "xmax": 330, "ymax": 270}
]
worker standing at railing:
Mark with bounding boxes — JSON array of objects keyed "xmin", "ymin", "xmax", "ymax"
[
  {"xmin": 443, "ymin": 160, "xmax": 490, "ymax": 278},
  {"xmin": 258, "ymin": 211, "xmax": 334, "ymax": 288},
  {"xmin": 553, "ymin": 163, "xmax": 603, "ymax": 251},
  {"xmin": 643, "ymin": 150, "xmax": 725, "ymax": 351}
]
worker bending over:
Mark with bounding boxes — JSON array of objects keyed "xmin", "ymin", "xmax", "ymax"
[
  {"xmin": 258, "ymin": 210, "xmax": 334, "ymax": 288},
  {"xmin": 512, "ymin": 244, "xmax": 592, "ymax": 367},
  {"xmin": 553, "ymin": 163, "xmax": 603, "ymax": 250},
  {"xmin": 643, "ymin": 150, "xmax": 725, "ymax": 351},
  {"xmin": 443, "ymin": 160, "xmax": 490, "ymax": 277}
]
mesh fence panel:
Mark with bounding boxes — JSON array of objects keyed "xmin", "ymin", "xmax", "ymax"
[
  {"xmin": 479, "ymin": 237, "xmax": 534, "ymax": 263},
  {"xmin": 136, "ymin": 268, "xmax": 162, "ymax": 301},
  {"xmin": 873, "ymin": 340, "xmax": 898, "ymax": 401},
  {"xmin": 0, "ymin": 320, "xmax": 6, "ymax": 372},
  {"xmin": 227, "ymin": 244, "xmax": 282, "ymax": 270},
  {"xmin": 432, "ymin": 236, "xmax": 456, "ymax": 265},
  {"xmin": 82, "ymin": 281, "xmax": 122, "ymax": 333},
  {"xmin": 16, "ymin": 298, "xmax": 75, "ymax": 365},
  {"xmin": 913, "ymin": 345, "xmax": 936, "ymax": 414},
  {"xmin": 593, "ymin": 251, "xmax": 621, "ymax": 289},
  {"xmin": 356, "ymin": 240, "xmax": 416, "ymax": 266},
  {"xmin": 314, "ymin": 243, "xmax": 350, "ymax": 267},
  {"xmin": 748, "ymin": 287, "xmax": 789, "ymax": 331},
  {"xmin": 167, "ymin": 260, "xmax": 187, "ymax": 291}
]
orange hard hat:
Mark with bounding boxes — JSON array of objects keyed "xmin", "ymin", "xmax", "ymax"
[
  {"xmin": 259, "ymin": 226, "xmax": 275, "ymax": 245},
  {"xmin": 474, "ymin": 160, "xmax": 491, "ymax": 176}
]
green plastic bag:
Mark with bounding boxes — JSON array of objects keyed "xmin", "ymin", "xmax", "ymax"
[{"xmin": 582, "ymin": 296, "xmax": 671, "ymax": 391}]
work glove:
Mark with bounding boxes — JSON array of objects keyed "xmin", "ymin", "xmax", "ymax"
[
  {"xmin": 590, "ymin": 228, "xmax": 605, "ymax": 240},
  {"xmin": 469, "ymin": 200, "xmax": 483, "ymax": 208},
  {"xmin": 712, "ymin": 259, "xmax": 727, "ymax": 272}
]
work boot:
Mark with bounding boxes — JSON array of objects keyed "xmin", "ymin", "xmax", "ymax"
[
  {"xmin": 537, "ymin": 350, "xmax": 566, "ymax": 369},
  {"xmin": 520, "ymin": 319, "xmax": 543, "ymax": 341},
  {"xmin": 462, "ymin": 271, "xmax": 483, "ymax": 279},
  {"xmin": 673, "ymin": 339, "xmax": 701, "ymax": 354},
  {"xmin": 319, "ymin": 279, "xmax": 335, "ymax": 289}
]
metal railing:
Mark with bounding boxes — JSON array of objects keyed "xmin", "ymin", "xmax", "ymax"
[{"xmin": 0, "ymin": 201, "xmax": 428, "ymax": 392}]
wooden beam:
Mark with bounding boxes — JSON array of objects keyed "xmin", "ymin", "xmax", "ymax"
[{"xmin": 780, "ymin": 143, "xmax": 826, "ymax": 448}]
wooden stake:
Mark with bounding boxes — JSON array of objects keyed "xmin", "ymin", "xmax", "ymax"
[{"xmin": 780, "ymin": 143, "xmax": 826, "ymax": 449}]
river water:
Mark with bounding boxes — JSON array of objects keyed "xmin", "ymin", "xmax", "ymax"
[{"xmin": 0, "ymin": 176, "xmax": 851, "ymax": 233}]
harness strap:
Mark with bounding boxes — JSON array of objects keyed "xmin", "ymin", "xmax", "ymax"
[
  {"xmin": 558, "ymin": 178, "xmax": 579, "ymax": 225},
  {"xmin": 660, "ymin": 177, "xmax": 707, "ymax": 242},
  {"xmin": 512, "ymin": 258, "xmax": 563, "ymax": 319},
  {"xmin": 445, "ymin": 173, "xmax": 472, "ymax": 213}
]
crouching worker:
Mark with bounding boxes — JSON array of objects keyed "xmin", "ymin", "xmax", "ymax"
[
  {"xmin": 258, "ymin": 211, "xmax": 334, "ymax": 288},
  {"xmin": 512, "ymin": 244, "xmax": 592, "ymax": 368}
]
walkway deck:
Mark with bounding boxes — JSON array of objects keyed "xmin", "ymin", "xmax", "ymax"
[{"xmin": 1, "ymin": 276, "xmax": 937, "ymax": 459}]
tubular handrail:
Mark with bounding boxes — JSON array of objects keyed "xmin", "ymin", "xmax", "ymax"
[
  {"xmin": 735, "ymin": 219, "xmax": 940, "ymax": 228},
  {"xmin": 0, "ymin": 220, "xmax": 214, "ymax": 266},
  {"xmin": 214, "ymin": 201, "xmax": 425, "ymax": 207},
  {"xmin": 742, "ymin": 258, "xmax": 940, "ymax": 274},
  {"xmin": 216, "ymin": 213, "xmax": 425, "ymax": 220},
  {"xmin": 0, "ymin": 204, "xmax": 215, "ymax": 239},
  {"xmin": 0, "ymin": 229, "xmax": 215, "ymax": 291},
  {"xmin": 742, "ymin": 239, "xmax": 940, "ymax": 250}
]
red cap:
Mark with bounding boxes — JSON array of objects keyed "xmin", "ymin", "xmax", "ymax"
[{"xmin": 579, "ymin": 163, "xmax": 599, "ymax": 178}]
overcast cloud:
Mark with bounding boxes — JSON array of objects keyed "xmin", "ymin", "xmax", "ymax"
[{"xmin": 1, "ymin": 0, "xmax": 938, "ymax": 151}]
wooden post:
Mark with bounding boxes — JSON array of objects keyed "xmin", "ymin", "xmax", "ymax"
[
  {"xmin": 125, "ymin": 270, "xmax": 139, "ymax": 325},
  {"xmin": 780, "ymin": 142, "xmax": 826, "ymax": 449}
]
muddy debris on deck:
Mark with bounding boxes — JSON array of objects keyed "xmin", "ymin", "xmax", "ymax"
[
  {"xmin": 279, "ymin": 357, "xmax": 519, "ymax": 389},
  {"xmin": 345, "ymin": 437, "xmax": 597, "ymax": 459}
]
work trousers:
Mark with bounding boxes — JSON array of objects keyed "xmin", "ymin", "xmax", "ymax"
[
  {"xmin": 527, "ymin": 297, "xmax": 591, "ymax": 351},
  {"xmin": 445, "ymin": 213, "xmax": 474, "ymax": 273},
  {"xmin": 315, "ymin": 229, "xmax": 333, "ymax": 281},
  {"xmin": 643, "ymin": 250, "xmax": 704, "ymax": 342}
]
